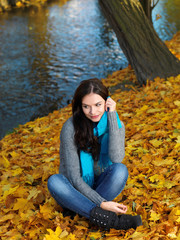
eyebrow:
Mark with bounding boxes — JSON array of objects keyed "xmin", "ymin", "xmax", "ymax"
[{"xmin": 82, "ymin": 101, "xmax": 103, "ymax": 106}]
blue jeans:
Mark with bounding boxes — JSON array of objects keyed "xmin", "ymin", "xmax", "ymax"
[{"xmin": 47, "ymin": 163, "xmax": 128, "ymax": 218}]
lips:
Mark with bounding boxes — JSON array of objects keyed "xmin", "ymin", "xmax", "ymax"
[{"xmin": 90, "ymin": 115, "xmax": 99, "ymax": 119}]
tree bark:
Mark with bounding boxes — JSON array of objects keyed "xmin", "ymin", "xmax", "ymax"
[
  {"xmin": 139, "ymin": 0, "xmax": 152, "ymax": 22},
  {"xmin": 99, "ymin": 0, "xmax": 180, "ymax": 85}
]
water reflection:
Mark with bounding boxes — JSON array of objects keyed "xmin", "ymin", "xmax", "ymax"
[
  {"xmin": 0, "ymin": 0, "xmax": 179, "ymax": 139},
  {"xmin": 152, "ymin": 0, "xmax": 180, "ymax": 40}
]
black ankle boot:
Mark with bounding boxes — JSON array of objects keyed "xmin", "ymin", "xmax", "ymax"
[
  {"xmin": 90, "ymin": 206, "xmax": 142, "ymax": 230},
  {"xmin": 63, "ymin": 208, "xmax": 76, "ymax": 219},
  {"xmin": 118, "ymin": 214, "xmax": 142, "ymax": 230},
  {"xmin": 90, "ymin": 206, "xmax": 119, "ymax": 230}
]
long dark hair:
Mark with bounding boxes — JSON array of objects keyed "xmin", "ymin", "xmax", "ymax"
[{"xmin": 72, "ymin": 78, "xmax": 109, "ymax": 161}]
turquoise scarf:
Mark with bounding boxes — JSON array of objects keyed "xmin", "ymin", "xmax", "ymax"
[{"xmin": 80, "ymin": 111, "xmax": 122, "ymax": 187}]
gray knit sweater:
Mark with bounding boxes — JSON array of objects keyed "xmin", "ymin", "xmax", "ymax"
[{"xmin": 59, "ymin": 111, "xmax": 125, "ymax": 206}]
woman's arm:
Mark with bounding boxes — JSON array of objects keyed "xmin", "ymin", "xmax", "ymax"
[
  {"xmin": 104, "ymin": 99, "xmax": 127, "ymax": 213},
  {"xmin": 59, "ymin": 118, "xmax": 106, "ymax": 206},
  {"xmin": 105, "ymin": 97, "xmax": 125, "ymax": 163},
  {"xmin": 108, "ymin": 111, "xmax": 125, "ymax": 163}
]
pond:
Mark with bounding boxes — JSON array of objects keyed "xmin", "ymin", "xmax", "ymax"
[{"xmin": 0, "ymin": 0, "xmax": 179, "ymax": 139}]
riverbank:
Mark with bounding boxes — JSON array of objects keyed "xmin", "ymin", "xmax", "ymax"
[
  {"xmin": 0, "ymin": 0, "xmax": 68, "ymax": 12},
  {"xmin": 0, "ymin": 32, "xmax": 180, "ymax": 239},
  {"xmin": 0, "ymin": 0, "xmax": 131, "ymax": 140}
]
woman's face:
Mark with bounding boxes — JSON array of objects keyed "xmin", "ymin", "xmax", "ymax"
[{"xmin": 82, "ymin": 93, "xmax": 106, "ymax": 122}]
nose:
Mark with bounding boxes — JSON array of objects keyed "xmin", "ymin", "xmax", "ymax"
[{"xmin": 90, "ymin": 106, "xmax": 95, "ymax": 115}]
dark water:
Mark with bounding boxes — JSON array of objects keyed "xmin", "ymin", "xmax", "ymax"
[{"xmin": 0, "ymin": 0, "xmax": 179, "ymax": 139}]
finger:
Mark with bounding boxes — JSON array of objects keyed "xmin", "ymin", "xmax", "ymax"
[
  {"xmin": 119, "ymin": 206, "xmax": 127, "ymax": 213},
  {"xmin": 106, "ymin": 100, "xmax": 116, "ymax": 112},
  {"xmin": 120, "ymin": 209, "xmax": 127, "ymax": 214},
  {"xmin": 116, "ymin": 208, "xmax": 127, "ymax": 214},
  {"xmin": 120, "ymin": 204, "xmax": 128, "ymax": 211},
  {"xmin": 119, "ymin": 204, "xmax": 127, "ymax": 209},
  {"xmin": 105, "ymin": 103, "xmax": 109, "ymax": 112},
  {"xmin": 106, "ymin": 104, "xmax": 112, "ymax": 112},
  {"xmin": 117, "ymin": 204, "xmax": 127, "ymax": 212},
  {"xmin": 105, "ymin": 102, "xmax": 111, "ymax": 112}
]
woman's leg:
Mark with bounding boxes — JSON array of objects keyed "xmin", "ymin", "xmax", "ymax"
[
  {"xmin": 90, "ymin": 164, "xmax": 142, "ymax": 231},
  {"xmin": 94, "ymin": 163, "xmax": 128, "ymax": 201},
  {"xmin": 47, "ymin": 174, "xmax": 96, "ymax": 218}
]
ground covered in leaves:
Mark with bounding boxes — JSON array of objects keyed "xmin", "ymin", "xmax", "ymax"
[
  {"xmin": 0, "ymin": 33, "xmax": 180, "ymax": 240},
  {"xmin": 0, "ymin": 0, "xmax": 69, "ymax": 13}
]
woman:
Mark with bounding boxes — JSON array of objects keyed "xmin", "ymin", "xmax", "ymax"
[{"xmin": 48, "ymin": 78, "xmax": 142, "ymax": 230}]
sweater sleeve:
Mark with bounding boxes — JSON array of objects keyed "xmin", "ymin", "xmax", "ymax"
[
  {"xmin": 59, "ymin": 118, "xmax": 106, "ymax": 206},
  {"xmin": 107, "ymin": 111, "xmax": 125, "ymax": 162}
]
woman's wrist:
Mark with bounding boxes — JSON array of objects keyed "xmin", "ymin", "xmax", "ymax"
[{"xmin": 100, "ymin": 201, "xmax": 107, "ymax": 208}]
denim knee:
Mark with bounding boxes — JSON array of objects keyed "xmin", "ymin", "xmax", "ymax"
[
  {"xmin": 111, "ymin": 163, "xmax": 128, "ymax": 183},
  {"xmin": 48, "ymin": 174, "xmax": 56, "ymax": 189},
  {"xmin": 47, "ymin": 174, "xmax": 95, "ymax": 217},
  {"xmin": 47, "ymin": 174, "xmax": 64, "ymax": 195}
]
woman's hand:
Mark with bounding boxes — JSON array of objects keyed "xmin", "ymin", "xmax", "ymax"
[
  {"xmin": 100, "ymin": 201, "xmax": 127, "ymax": 214},
  {"xmin": 105, "ymin": 97, "xmax": 116, "ymax": 112}
]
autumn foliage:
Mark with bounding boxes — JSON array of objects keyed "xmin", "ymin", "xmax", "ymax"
[{"xmin": 0, "ymin": 33, "xmax": 180, "ymax": 239}]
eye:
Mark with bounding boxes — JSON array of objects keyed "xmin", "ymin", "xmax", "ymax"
[
  {"xmin": 96, "ymin": 103, "xmax": 101, "ymax": 107},
  {"xmin": 82, "ymin": 105, "xmax": 89, "ymax": 109}
]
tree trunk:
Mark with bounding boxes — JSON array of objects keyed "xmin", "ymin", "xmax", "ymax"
[
  {"xmin": 139, "ymin": 0, "xmax": 152, "ymax": 22},
  {"xmin": 99, "ymin": 0, "xmax": 180, "ymax": 85}
]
